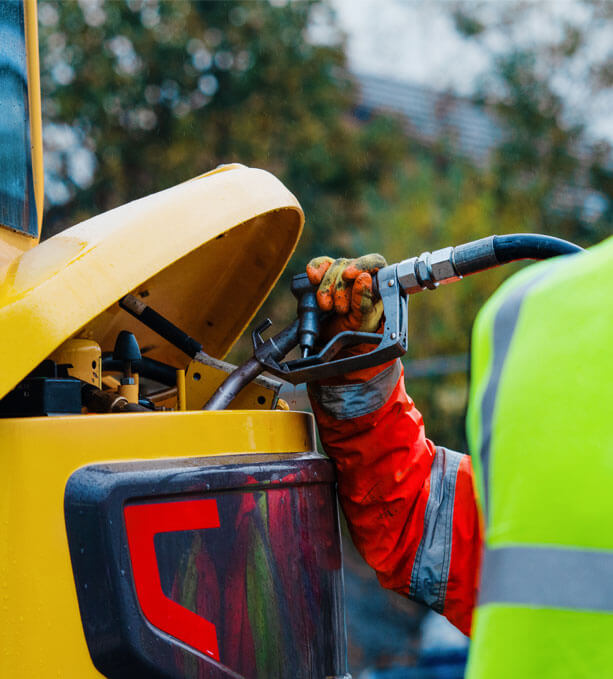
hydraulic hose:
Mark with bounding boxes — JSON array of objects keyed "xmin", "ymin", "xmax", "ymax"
[
  {"xmin": 202, "ymin": 356, "xmax": 265, "ymax": 412},
  {"xmin": 82, "ymin": 384, "xmax": 151, "ymax": 413},
  {"xmin": 101, "ymin": 354, "xmax": 177, "ymax": 386}
]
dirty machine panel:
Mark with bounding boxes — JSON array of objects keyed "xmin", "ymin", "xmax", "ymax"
[{"xmin": 65, "ymin": 453, "xmax": 348, "ymax": 679}]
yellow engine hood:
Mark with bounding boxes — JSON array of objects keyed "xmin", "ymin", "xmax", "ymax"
[{"xmin": 0, "ymin": 164, "xmax": 304, "ymax": 399}]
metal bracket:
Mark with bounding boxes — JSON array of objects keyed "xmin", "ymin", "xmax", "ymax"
[{"xmin": 187, "ymin": 351, "xmax": 281, "ymax": 410}]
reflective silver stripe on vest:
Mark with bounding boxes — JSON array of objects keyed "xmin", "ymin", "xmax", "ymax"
[
  {"xmin": 478, "ymin": 268, "xmax": 556, "ymax": 523},
  {"xmin": 308, "ymin": 359, "xmax": 402, "ymax": 420},
  {"xmin": 409, "ymin": 446, "xmax": 463, "ymax": 613},
  {"xmin": 479, "ymin": 545, "xmax": 613, "ymax": 612}
]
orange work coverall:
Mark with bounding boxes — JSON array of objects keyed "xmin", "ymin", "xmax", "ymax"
[{"xmin": 309, "ymin": 359, "xmax": 482, "ymax": 636}]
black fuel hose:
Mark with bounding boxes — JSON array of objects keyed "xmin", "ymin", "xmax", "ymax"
[
  {"xmin": 453, "ymin": 233, "xmax": 583, "ymax": 277},
  {"xmin": 494, "ymin": 233, "xmax": 583, "ymax": 261}
]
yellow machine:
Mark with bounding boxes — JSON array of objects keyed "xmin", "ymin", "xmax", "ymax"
[{"xmin": 0, "ymin": 3, "xmax": 348, "ymax": 677}]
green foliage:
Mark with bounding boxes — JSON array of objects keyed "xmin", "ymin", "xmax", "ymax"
[
  {"xmin": 39, "ymin": 0, "xmax": 404, "ymax": 264},
  {"xmin": 369, "ymin": 2, "xmax": 613, "ymax": 448},
  {"xmin": 454, "ymin": 2, "xmax": 613, "ymax": 246},
  {"xmin": 357, "ymin": 145, "xmax": 515, "ymax": 449}
]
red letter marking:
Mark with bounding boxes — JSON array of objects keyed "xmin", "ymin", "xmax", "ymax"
[{"xmin": 124, "ymin": 499, "xmax": 220, "ymax": 660}]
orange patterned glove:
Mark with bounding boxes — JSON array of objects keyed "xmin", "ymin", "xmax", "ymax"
[{"xmin": 306, "ymin": 254, "xmax": 387, "ymax": 340}]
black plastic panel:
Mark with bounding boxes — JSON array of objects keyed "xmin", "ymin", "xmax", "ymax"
[
  {"xmin": 65, "ymin": 453, "xmax": 349, "ymax": 679},
  {"xmin": 0, "ymin": 377, "xmax": 81, "ymax": 417}
]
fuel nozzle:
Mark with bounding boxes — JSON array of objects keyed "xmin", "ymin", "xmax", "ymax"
[{"xmin": 291, "ymin": 273, "xmax": 320, "ymax": 358}]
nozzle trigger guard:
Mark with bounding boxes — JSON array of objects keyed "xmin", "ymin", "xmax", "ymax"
[{"xmin": 252, "ymin": 318, "xmax": 273, "ymax": 349}]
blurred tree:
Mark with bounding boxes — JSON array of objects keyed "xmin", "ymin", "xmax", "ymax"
[
  {"xmin": 356, "ymin": 0, "xmax": 613, "ymax": 450},
  {"xmin": 39, "ymin": 0, "xmax": 413, "ymax": 375},
  {"xmin": 39, "ymin": 0, "xmax": 405, "ymax": 262},
  {"xmin": 358, "ymin": 142, "xmax": 516, "ymax": 450},
  {"xmin": 452, "ymin": 1, "xmax": 613, "ymax": 243}
]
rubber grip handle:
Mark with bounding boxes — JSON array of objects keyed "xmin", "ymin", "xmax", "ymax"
[{"xmin": 119, "ymin": 295, "xmax": 203, "ymax": 358}]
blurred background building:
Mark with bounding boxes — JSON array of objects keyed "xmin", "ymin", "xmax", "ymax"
[
  {"xmin": 355, "ymin": 73, "xmax": 504, "ymax": 167},
  {"xmin": 37, "ymin": 1, "xmax": 612, "ymax": 676}
]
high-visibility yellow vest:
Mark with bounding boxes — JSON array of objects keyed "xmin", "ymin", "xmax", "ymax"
[{"xmin": 466, "ymin": 235, "xmax": 613, "ymax": 678}]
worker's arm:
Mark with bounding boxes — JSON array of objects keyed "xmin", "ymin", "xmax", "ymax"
[{"xmin": 306, "ymin": 256, "xmax": 482, "ymax": 636}]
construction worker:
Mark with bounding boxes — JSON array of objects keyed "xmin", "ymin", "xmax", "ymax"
[{"xmin": 306, "ymin": 240, "xmax": 613, "ymax": 678}]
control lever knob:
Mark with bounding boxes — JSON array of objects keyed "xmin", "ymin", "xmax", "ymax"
[
  {"xmin": 113, "ymin": 330, "xmax": 142, "ymax": 365},
  {"xmin": 112, "ymin": 331, "xmax": 142, "ymax": 403}
]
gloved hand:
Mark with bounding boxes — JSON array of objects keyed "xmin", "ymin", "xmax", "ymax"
[{"xmin": 306, "ymin": 254, "xmax": 387, "ymax": 340}]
